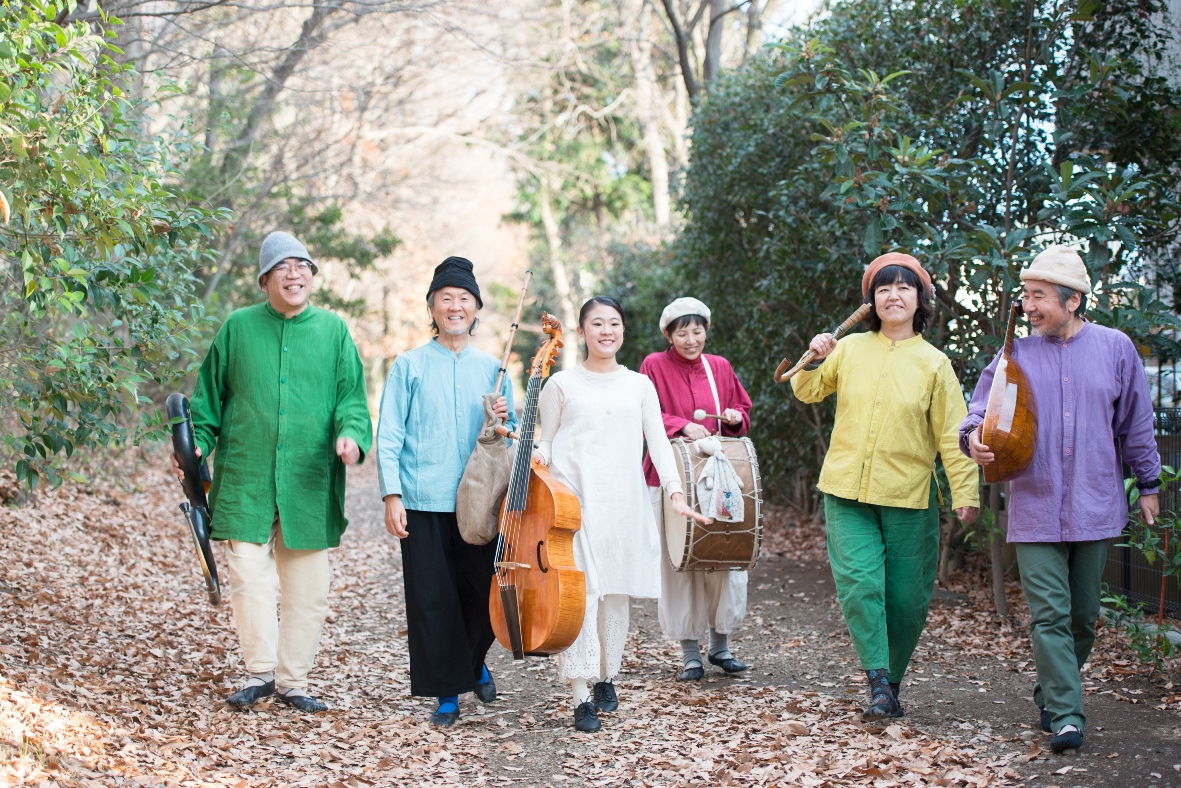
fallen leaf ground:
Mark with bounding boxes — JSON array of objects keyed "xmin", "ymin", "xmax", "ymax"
[{"xmin": 2, "ymin": 450, "xmax": 1180, "ymax": 787}]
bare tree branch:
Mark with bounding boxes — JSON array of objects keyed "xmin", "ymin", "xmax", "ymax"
[{"xmin": 661, "ymin": 0, "xmax": 702, "ymax": 101}]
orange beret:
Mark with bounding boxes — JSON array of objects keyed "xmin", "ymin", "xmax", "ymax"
[{"xmin": 861, "ymin": 253, "xmax": 933, "ymax": 300}]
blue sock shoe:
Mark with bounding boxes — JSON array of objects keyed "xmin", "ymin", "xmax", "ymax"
[
  {"xmin": 478, "ymin": 664, "xmax": 492, "ymax": 685},
  {"xmin": 436, "ymin": 695, "xmax": 459, "ymax": 714}
]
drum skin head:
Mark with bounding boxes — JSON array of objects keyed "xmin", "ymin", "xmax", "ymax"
[{"xmin": 664, "ymin": 437, "xmax": 762, "ymax": 572}]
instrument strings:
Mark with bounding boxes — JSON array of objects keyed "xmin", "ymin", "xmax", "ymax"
[{"xmin": 495, "ymin": 369, "xmax": 543, "ymax": 586}]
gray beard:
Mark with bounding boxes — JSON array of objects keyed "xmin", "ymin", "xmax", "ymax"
[
  {"xmin": 442, "ymin": 325, "xmax": 469, "ymax": 336},
  {"xmin": 1030, "ymin": 320, "xmax": 1069, "ymax": 338}
]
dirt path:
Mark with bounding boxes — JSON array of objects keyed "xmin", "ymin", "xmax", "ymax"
[{"xmin": 2, "ymin": 452, "xmax": 1180, "ymax": 786}]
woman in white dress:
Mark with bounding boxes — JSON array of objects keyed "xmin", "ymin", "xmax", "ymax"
[{"xmin": 533, "ymin": 296, "xmax": 709, "ymax": 733}]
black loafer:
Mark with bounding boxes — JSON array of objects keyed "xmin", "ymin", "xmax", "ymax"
[
  {"xmin": 574, "ymin": 700, "xmax": 600, "ymax": 732},
  {"xmin": 277, "ymin": 692, "xmax": 327, "ymax": 713},
  {"xmin": 1050, "ymin": 728, "xmax": 1082, "ymax": 753},
  {"xmin": 593, "ymin": 681, "xmax": 618, "ymax": 712},
  {"xmin": 1039, "ymin": 707, "xmax": 1052, "ymax": 733},
  {"xmin": 708, "ymin": 654, "xmax": 749, "ymax": 674},
  {"xmin": 679, "ymin": 664, "xmax": 704, "ymax": 681},
  {"xmin": 474, "ymin": 675, "xmax": 497, "ymax": 704},
  {"xmin": 430, "ymin": 708, "xmax": 460, "ymax": 727},
  {"xmin": 226, "ymin": 680, "xmax": 274, "ymax": 708}
]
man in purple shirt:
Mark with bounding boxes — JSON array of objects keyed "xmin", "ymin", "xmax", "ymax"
[{"xmin": 961, "ymin": 245, "xmax": 1161, "ymax": 754}]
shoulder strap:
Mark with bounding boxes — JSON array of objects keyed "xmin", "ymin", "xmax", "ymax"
[{"xmin": 700, "ymin": 356, "xmax": 723, "ymax": 434}]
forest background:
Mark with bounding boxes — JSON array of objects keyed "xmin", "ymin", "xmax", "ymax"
[{"xmin": 2, "ymin": 0, "xmax": 1179, "ymax": 513}]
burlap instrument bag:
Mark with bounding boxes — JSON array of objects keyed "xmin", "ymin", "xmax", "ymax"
[{"xmin": 456, "ymin": 393, "xmax": 511, "ymax": 545}]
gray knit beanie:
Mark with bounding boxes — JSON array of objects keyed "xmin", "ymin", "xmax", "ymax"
[{"xmin": 258, "ymin": 231, "xmax": 317, "ymax": 286}]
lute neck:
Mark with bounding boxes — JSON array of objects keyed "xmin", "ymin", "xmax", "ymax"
[{"xmin": 1003, "ymin": 302, "xmax": 1021, "ymax": 356}]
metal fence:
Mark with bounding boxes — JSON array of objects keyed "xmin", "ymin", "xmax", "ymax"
[{"xmin": 1103, "ymin": 408, "xmax": 1181, "ymax": 618}]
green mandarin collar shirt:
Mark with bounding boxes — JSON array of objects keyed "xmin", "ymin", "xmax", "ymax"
[{"xmin": 190, "ymin": 302, "xmax": 373, "ymax": 550}]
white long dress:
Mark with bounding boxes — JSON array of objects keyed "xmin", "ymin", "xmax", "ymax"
[{"xmin": 535, "ymin": 365, "xmax": 682, "ymax": 682}]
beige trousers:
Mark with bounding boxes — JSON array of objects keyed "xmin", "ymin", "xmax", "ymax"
[
  {"xmin": 649, "ymin": 487, "xmax": 748, "ymax": 641},
  {"xmin": 226, "ymin": 518, "xmax": 330, "ymax": 689}
]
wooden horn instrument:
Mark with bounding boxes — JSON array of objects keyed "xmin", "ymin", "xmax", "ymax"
[
  {"xmin": 979, "ymin": 300, "xmax": 1038, "ymax": 483},
  {"xmin": 773, "ymin": 303, "xmax": 872, "ymax": 383}
]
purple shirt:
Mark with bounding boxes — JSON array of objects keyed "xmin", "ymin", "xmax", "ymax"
[{"xmin": 958, "ymin": 322, "xmax": 1160, "ymax": 543}]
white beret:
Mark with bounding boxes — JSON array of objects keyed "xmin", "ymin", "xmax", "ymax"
[
  {"xmin": 1020, "ymin": 244, "xmax": 1092, "ymax": 295},
  {"xmin": 659, "ymin": 297, "xmax": 711, "ymax": 333}
]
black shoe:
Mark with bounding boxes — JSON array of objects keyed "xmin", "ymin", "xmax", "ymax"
[
  {"xmin": 430, "ymin": 707, "xmax": 460, "ymax": 727},
  {"xmin": 679, "ymin": 664, "xmax": 704, "ymax": 681},
  {"xmin": 277, "ymin": 692, "xmax": 327, "ymax": 713},
  {"xmin": 593, "ymin": 681, "xmax": 618, "ymax": 712},
  {"xmin": 474, "ymin": 673, "xmax": 497, "ymax": 704},
  {"xmin": 574, "ymin": 700, "xmax": 600, "ymax": 732},
  {"xmin": 708, "ymin": 653, "xmax": 749, "ymax": 674},
  {"xmin": 862, "ymin": 669, "xmax": 903, "ymax": 721},
  {"xmin": 889, "ymin": 682, "xmax": 904, "ymax": 714},
  {"xmin": 1050, "ymin": 728, "xmax": 1082, "ymax": 753},
  {"xmin": 1039, "ymin": 707, "xmax": 1052, "ymax": 733},
  {"xmin": 226, "ymin": 680, "xmax": 274, "ymax": 708}
]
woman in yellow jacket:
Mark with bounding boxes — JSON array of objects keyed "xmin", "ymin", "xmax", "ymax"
[{"xmin": 791, "ymin": 253, "xmax": 980, "ymax": 721}]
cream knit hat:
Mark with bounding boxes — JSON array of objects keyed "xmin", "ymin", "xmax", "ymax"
[
  {"xmin": 659, "ymin": 297, "xmax": 711, "ymax": 333},
  {"xmin": 1020, "ymin": 245, "xmax": 1092, "ymax": 294}
]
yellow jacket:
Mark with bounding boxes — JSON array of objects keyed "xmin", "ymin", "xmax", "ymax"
[{"xmin": 791, "ymin": 331, "xmax": 980, "ymax": 509}]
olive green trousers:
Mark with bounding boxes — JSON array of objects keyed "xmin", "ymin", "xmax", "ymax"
[
  {"xmin": 824, "ymin": 488, "xmax": 940, "ymax": 683},
  {"xmin": 1014, "ymin": 539, "xmax": 1109, "ymax": 734}
]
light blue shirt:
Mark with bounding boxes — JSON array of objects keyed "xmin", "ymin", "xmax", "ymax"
[{"xmin": 376, "ymin": 339, "xmax": 517, "ymax": 511}]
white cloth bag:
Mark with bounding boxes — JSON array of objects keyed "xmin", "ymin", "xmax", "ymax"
[{"xmin": 692, "ymin": 436, "xmax": 745, "ymax": 522}]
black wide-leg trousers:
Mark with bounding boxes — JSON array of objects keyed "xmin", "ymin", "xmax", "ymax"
[{"xmin": 401, "ymin": 509, "xmax": 498, "ymax": 697}]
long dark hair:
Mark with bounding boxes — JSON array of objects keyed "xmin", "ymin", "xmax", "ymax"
[
  {"xmin": 578, "ymin": 296, "xmax": 626, "ymax": 329},
  {"xmin": 865, "ymin": 265, "xmax": 933, "ymax": 333}
]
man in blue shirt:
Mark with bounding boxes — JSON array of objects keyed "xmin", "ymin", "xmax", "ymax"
[{"xmin": 376, "ymin": 256, "xmax": 516, "ymax": 726}]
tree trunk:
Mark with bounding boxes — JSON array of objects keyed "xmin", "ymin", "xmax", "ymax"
[
  {"xmin": 660, "ymin": 0, "xmax": 702, "ymax": 102},
  {"xmin": 703, "ymin": 0, "xmax": 725, "ymax": 84},
  {"xmin": 538, "ymin": 180, "xmax": 579, "ymax": 370},
  {"xmin": 219, "ymin": 0, "xmax": 343, "ymax": 181},
  {"xmin": 622, "ymin": 0, "xmax": 670, "ymax": 226}
]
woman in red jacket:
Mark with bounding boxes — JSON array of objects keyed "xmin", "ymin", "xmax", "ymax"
[{"xmin": 639, "ymin": 297, "xmax": 753, "ymax": 681}]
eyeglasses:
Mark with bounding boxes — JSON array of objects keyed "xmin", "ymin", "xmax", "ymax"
[{"xmin": 271, "ymin": 260, "xmax": 313, "ymax": 275}]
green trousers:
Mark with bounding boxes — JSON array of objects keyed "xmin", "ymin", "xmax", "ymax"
[
  {"xmin": 824, "ymin": 488, "xmax": 939, "ymax": 683},
  {"xmin": 1014, "ymin": 539, "xmax": 1109, "ymax": 734}
]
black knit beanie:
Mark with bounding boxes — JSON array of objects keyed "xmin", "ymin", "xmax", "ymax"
[{"xmin": 427, "ymin": 256, "xmax": 482, "ymax": 308}]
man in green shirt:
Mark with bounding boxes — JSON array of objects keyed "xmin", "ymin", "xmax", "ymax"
[{"xmin": 178, "ymin": 231, "xmax": 372, "ymax": 713}]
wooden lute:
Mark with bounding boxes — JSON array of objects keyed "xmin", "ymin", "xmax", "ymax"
[
  {"xmin": 489, "ymin": 314, "xmax": 585, "ymax": 659},
  {"xmin": 980, "ymin": 301, "xmax": 1038, "ymax": 483}
]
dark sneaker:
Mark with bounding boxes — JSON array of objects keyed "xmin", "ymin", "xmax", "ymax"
[
  {"xmin": 226, "ymin": 680, "xmax": 274, "ymax": 709},
  {"xmin": 1039, "ymin": 707, "xmax": 1052, "ymax": 733},
  {"xmin": 593, "ymin": 681, "xmax": 618, "ymax": 712},
  {"xmin": 574, "ymin": 700, "xmax": 601, "ymax": 732},
  {"xmin": 1050, "ymin": 728, "xmax": 1082, "ymax": 753},
  {"xmin": 679, "ymin": 664, "xmax": 705, "ymax": 681},
  {"xmin": 862, "ymin": 669, "xmax": 903, "ymax": 721}
]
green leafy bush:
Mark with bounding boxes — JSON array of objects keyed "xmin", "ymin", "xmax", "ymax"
[
  {"xmin": 0, "ymin": 0, "xmax": 229, "ymax": 487},
  {"xmin": 609, "ymin": 0, "xmax": 1181, "ymax": 503}
]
